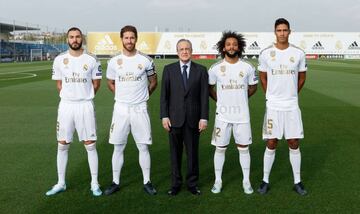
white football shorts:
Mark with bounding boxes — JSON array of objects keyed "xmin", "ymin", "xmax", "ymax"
[
  {"xmin": 262, "ymin": 108, "xmax": 304, "ymax": 140},
  {"xmin": 56, "ymin": 100, "xmax": 97, "ymax": 143},
  {"xmin": 109, "ymin": 102, "xmax": 152, "ymax": 145},
  {"xmin": 211, "ymin": 118, "xmax": 253, "ymax": 146}
]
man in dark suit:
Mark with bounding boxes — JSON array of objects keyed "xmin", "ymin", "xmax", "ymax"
[{"xmin": 160, "ymin": 39, "xmax": 209, "ymax": 196}]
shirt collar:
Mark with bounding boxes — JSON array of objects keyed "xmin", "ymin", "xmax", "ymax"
[{"xmin": 180, "ymin": 60, "xmax": 191, "ymax": 69}]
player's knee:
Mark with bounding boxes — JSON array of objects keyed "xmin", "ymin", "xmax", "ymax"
[
  {"xmin": 85, "ymin": 142, "xmax": 96, "ymax": 151},
  {"xmin": 237, "ymin": 145, "xmax": 249, "ymax": 154},
  {"xmin": 136, "ymin": 143, "xmax": 149, "ymax": 152},
  {"xmin": 84, "ymin": 140, "xmax": 95, "ymax": 145},
  {"xmin": 114, "ymin": 144, "xmax": 126, "ymax": 152},
  {"xmin": 215, "ymin": 146, "xmax": 227, "ymax": 153},
  {"xmin": 266, "ymin": 140, "xmax": 278, "ymax": 150},
  {"xmin": 58, "ymin": 141, "xmax": 68, "ymax": 145},
  {"xmin": 58, "ymin": 143, "xmax": 70, "ymax": 151},
  {"xmin": 287, "ymin": 139, "xmax": 299, "ymax": 149}
]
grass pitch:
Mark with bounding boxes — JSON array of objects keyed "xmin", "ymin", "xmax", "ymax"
[{"xmin": 0, "ymin": 58, "xmax": 359, "ymax": 213}]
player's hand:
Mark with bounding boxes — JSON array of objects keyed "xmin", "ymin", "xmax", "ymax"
[
  {"xmin": 198, "ymin": 120, "xmax": 207, "ymax": 132},
  {"xmin": 162, "ymin": 118, "xmax": 171, "ymax": 132}
]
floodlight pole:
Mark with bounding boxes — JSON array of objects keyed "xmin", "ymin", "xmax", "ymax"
[{"xmin": 13, "ymin": 20, "xmax": 16, "ymax": 62}]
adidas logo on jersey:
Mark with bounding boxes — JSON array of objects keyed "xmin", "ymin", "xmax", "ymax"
[
  {"xmin": 95, "ymin": 34, "xmax": 118, "ymax": 51},
  {"xmin": 348, "ymin": 41, "xmax": 360, "ymax": 50},
  {"xmin": 312, "ymin": 41, "xmax": 324, "ymax": 50},
  {"xmin": 248, "ymin": 41, "xmax": 261, "ymax": 50},
  {"xmin": 138, "ymin": 41, "xmax": 150, "ymax": 51}
]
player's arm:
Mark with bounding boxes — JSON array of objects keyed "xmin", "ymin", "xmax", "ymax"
[
  {"xmin": 209, "ymin": 84, "xmax": 217, "ymax": 102},
  {"xmin": 107, "ymin": 79, "xmax": 115, "ymax": 93},
  {"xmin": 56, "ymin": 80, "xmax": 62, "ymax": 93},
  {"xmin": 298, "ymin": 72, "xmax": 306, "ymax": 93},
  {"xmin": 259, "ymin": 71, "xmax": 267, "ymax": 93},
  {"xmin": 92, "ymin": 79, "xmax": 101, "ymax": 94},
  {"xmin": 148, "ymin": 74, "xmax": 158, "ymax": 96},
  {"xmin": 248, "ymin": 84, "xmax": 257, "ymax": 97}
]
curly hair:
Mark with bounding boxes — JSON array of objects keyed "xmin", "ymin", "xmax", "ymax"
[{"xmin": 216, "ymin": 31, "xmax": 246, "ymax": 58}]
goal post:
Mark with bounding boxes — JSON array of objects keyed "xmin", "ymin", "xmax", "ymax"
[{"xmin": 30, "ymin": 49, "xmax": 43, "ymax": 61}]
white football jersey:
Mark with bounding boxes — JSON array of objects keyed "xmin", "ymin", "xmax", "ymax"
[
  {"xmin": 209, "ymin": 59, "xmax": 258, "ymax": 123},
  {"xmin": 52, "ymin": 50, "xmax": 102, "ymax": 102},
  {"xmin": 106, "ymin": 51, "xmax": 155, "ymax": 104},
  {"xmin": 258, "ymin": 44, "xmax": 307, "ymax": 111}
]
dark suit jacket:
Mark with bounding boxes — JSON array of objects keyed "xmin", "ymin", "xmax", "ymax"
[{"xmin": 160, "ymin": 61, "xmax": 209, "ymax": 129}]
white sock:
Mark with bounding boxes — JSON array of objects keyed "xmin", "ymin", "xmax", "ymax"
[
  {"xmin": 289, "ymin": 148, "xmax": 301, "ymax": 184},
  {"xmin": 136, "ymin": 143, "xmax": 151, "ymax": 184},
  {"xmin": 112, "ymin": 144, "xmax": 126, "ymax": 185},
  {"xmin": 57, "ymin": 143, "xmax": 69, "ymax": 186},
  {"xmin": 238, "ymin": 146, "xmax": 251, "ymax": 183},
  {"xmin": 214, "ymin": 147, "xmax": 226, "ymax": 183},
  {"xmin": 263, "ymin": 147, "xmax": 276, "ymax": 183},
  {"xmin": 85, "ymin": 143, "xmax": 99, "ymax": 185}
]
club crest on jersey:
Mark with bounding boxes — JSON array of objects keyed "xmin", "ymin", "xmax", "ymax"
[
  {"xmin": 63, "ymin": 58, "xmax": 69, "ymax": 68},
  {"xmin": 83, "ymin": 64, "xmax": 88, "ymax": 71},
  {"xmin": 270, "ymin": 51, "xmax": 276, "ymax": 61},
  {"xmin": 270, "ymin": 51, "xmax": 276, "ymax": 57},
  {"xmin": 63, "ymin": 58, "xmax": 69, "ymax": 65},
  {"xmin": 290, "ymin": 57, "xmax": 295, "ymax": 63},
  {"xmin": 220, "ymin": 65, "xmax": 226, "ymax": 76},
  {"xmin": 117, "ymin": 59, "xmax": 123, "ymax": 69},
  {"xmin": 239, "ymin": 71, "xmax": 244, "ymax": 78},
  {"xmin": 138, "ymin": 64, "xmax": 143, "ymax": 70}
]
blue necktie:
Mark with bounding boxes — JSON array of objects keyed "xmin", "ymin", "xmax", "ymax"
[{"xmin": 182, "ymin": 64, "xmax": 188, "ymax": 88}]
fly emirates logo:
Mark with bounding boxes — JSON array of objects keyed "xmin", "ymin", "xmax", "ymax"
[
  {"xmin": 271, "ymin": 64, "xmax": 295, "ymax": 75},
  {"xmin": 65, "ymin": 72, "xmax": 88, "ymax": 83},
  {"xmin": 221, "ymin": 79, "xmax": 245, "ymax": 90}
]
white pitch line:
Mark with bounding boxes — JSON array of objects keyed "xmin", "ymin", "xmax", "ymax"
[
  {"xmin": 0, "ymin": 73, "xmax": 37, "ymax": 81},
  {"xmin": 0, "ymin": 66, "xmax": 50, "ymax": 74}
]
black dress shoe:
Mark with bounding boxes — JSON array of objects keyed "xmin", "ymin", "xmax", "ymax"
[
  {"xmin": 188, "ymin": 186, "xmax": 201, "ymax": 195},
  {"xmin": 104, "ymin": 182, "xmax": 120, "ymax": 195},
  {"xmin": 167, "ymin": 187, "xmax": 180, "ymax": 196}
]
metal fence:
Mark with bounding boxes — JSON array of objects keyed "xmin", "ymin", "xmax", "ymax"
[{"xmin": 0, "ymin": 17, "xmax": 68, "ymax": 62}]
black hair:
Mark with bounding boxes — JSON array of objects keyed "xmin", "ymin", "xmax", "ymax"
[
  {"xmin": 67, "ymin": 27, "xmax": 82, "ymax": 36},
  {"xmin": 274, "ymin": 18, "xmax": 290, "ymax": 30},
  {"xmin": 120, "ymin": 25, "xmax": 138, "ymax": 38}
]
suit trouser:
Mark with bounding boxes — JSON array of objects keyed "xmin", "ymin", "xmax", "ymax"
[{"xmin": 169, "ymin": 124, "xmax": 199, "ymax": 189}]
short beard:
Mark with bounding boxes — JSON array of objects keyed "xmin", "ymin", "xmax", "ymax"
[
  {"xmin": 225, "ymin": 51, "xmax": 239, "ymax": 58},
  {"xmin": 68, "ymin": 41, "xmax": 82, "ymax": 51},
  {"xmin": 123, "ymin": 43, "xmax": 135, "ymax": 53}
]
